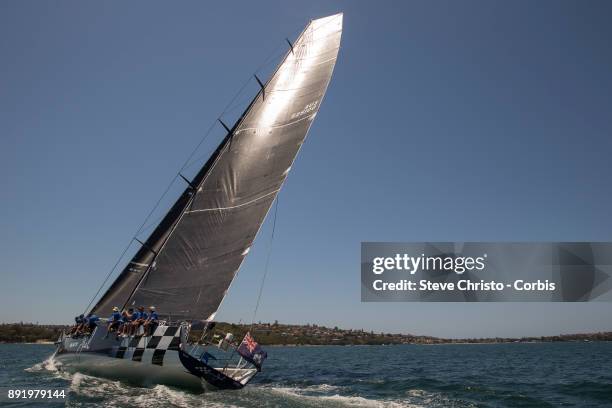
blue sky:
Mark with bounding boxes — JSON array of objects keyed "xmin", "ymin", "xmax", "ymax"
[{"xmin": 1, "ymin": 1, "xmax": 611, "ymax": 338}]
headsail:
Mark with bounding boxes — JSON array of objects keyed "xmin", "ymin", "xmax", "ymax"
[{"xmin": 92, "ymin": 13, "xmax": 343, "ymax": 321}]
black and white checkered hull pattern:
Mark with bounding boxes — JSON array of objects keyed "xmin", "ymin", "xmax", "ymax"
[
  {"xmin": 55, "ymin": 325, "xmax": 202, "ymax": 390},
  {"xmin": 55, "ymin": 324, "xmax": 258, "ymax": 390},
  {"xmin": 113, "ymin": 325, "xmax": 181, "ymax": 367}
]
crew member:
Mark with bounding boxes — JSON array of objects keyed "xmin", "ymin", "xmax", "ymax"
[
  {"xmin": 131, "ymin": 306, "xmax": 148, "ymax": 336},
  {"xmin": 69, "ymin": 314, "xmax": 84, "ymax": 336},
  {"xmin": 127, "ymin": 307, "xmax": 139, "ymax": 336},
  {"xmin": 143, "ymin": 306, "xmax": 159, "ymax": 336},
  {"xmin": 84, "ymin": 312, "xmax": 100, "ymax": 334},
  {"xmin": 120, "ymin": 309, "xmax": 133, "ymax": 336},
  {"xmin": 75, "ymin": 314, "xmax": 87, "ymax": 336},
  {"xmin": 107, "ymin": 307, "xmax": 122, "ymax": 333}
]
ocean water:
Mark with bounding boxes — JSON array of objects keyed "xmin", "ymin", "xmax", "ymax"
[{"xmin": 2, "ymin": 342, "xmax": 612, "ymax": 407}]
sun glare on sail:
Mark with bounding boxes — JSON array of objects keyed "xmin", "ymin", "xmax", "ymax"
[{"xmin": 257, "ymin": 13, "xmax": 343, "ymax": 129}]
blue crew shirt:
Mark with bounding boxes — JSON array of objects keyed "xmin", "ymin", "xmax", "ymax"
[
  {"xmin": 139, "ymin": 311, "xmax": 148, "ymax": 320},
  {"xmin": 87, "ymin": 315, "xmax": 99, "ymax": 324},
  {"xmin": 149, "ymin": 311, "xmax": 158, "ymax": 321},
  {"xmin": 110, "ymin": 311, "xmax": 121, "ymax": 322},
  {"xmin": 131, "ymin": 311, "xmax": 141, "ymax": 321}
]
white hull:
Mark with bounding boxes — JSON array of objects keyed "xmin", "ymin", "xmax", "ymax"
[
  {"xmin": 54, "ymin": 325, "xmax": 256, "ymax": 391},
  {"xmin": 55, "ymin": 349, "xmax": 207, "ymax": 391}
]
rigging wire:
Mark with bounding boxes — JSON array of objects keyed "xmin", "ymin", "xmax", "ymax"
[
  {"xmin": 81, "ymin": 11, "xmax": 342, "ymax": 315},
  {"xmin": 84, "ymin": 15, "xmax": 341, "ymax": 317},
  {"xmin": 82, "ymin": 35, "xmax": 293, "ymax": 315},
  {"xmin": 250, "ymin": 196, "xmax": 279, "ymax": 331}
]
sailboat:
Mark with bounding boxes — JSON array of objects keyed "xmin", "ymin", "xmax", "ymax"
[{"xmin": 53, "ymin": 13, "xmax": 343, "ymax": 391}]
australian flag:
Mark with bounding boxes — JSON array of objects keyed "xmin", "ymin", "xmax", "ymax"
[{"xmin": 237, "ymin": 332, "xmax": 267, "ymax": 371}]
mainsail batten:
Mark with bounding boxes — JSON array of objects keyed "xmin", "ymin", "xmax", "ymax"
[{"xmin": 93, "ymin": 13, "xmax": 343, "ymax": 321}]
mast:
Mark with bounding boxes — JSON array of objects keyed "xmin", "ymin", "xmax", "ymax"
[
  {"xmin": 121, "ymin": 94, "xmax": 264, "ymax": 312},
  {"xmin": 91, "ymin": 83, "xmax": 261, "ymax": 317},
  {"xmin": 92, "ymin": 13, "xmax": 343, "ymax": 321}
]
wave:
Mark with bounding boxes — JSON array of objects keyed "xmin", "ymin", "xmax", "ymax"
[
  {"xmin": 19, "ymin": 353, "xmax": 462, "ymax": 407},
  {"xmin": 258, "ymin": 384, "xmax": 425, "ymax": 408},
  {"xmin": 24, "ymin": 352, "xmax": 75, "ymax": 382},
  {"xmin": 21, "ymin": 356, "xmax": 451, "ymax": 408},
  {"xmin": 25, "ymin": 352, "xmax": 59, "ymax": 373},
  {"xmin": 65, "ymin": 372, "xmax": 241, "ymax": 408},
  {"xmin": 13, "ymin": 342, "xmax": 612, "ymax": 407},
  {"xmin": 21, "ymin": 364, "xmax": 462, "ymax": 408}
]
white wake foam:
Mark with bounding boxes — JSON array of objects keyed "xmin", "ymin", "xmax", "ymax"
[
  {"xmin": 24, "ymin": 355, "xmax": 431, "ymax": 407},
  {"xmin": 261, "ymin": 384, "xmax": 424, "ymax": 408},
  {"xmin": 66, "ymin": 373, "xmax": 239, "ymax": 408},
  {"xmin": 25, "ymin": 353, "xmax": 59, "ymax": 373},
  {"xmin": 24, "ymin": 352, "xmax": 75, "ymax": 381}
]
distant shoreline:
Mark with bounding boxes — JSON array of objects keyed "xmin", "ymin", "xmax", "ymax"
[
  {"xmin": 263, "ymin": 340, "xmax": 611, "ymax": 346},
  {"xmin": 4, "ymin": 340, "xmax": 612, "ymax": 347},
  {"xmin": 2, "ymin": 322, "xmax": 612, "ymax": 346}
]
